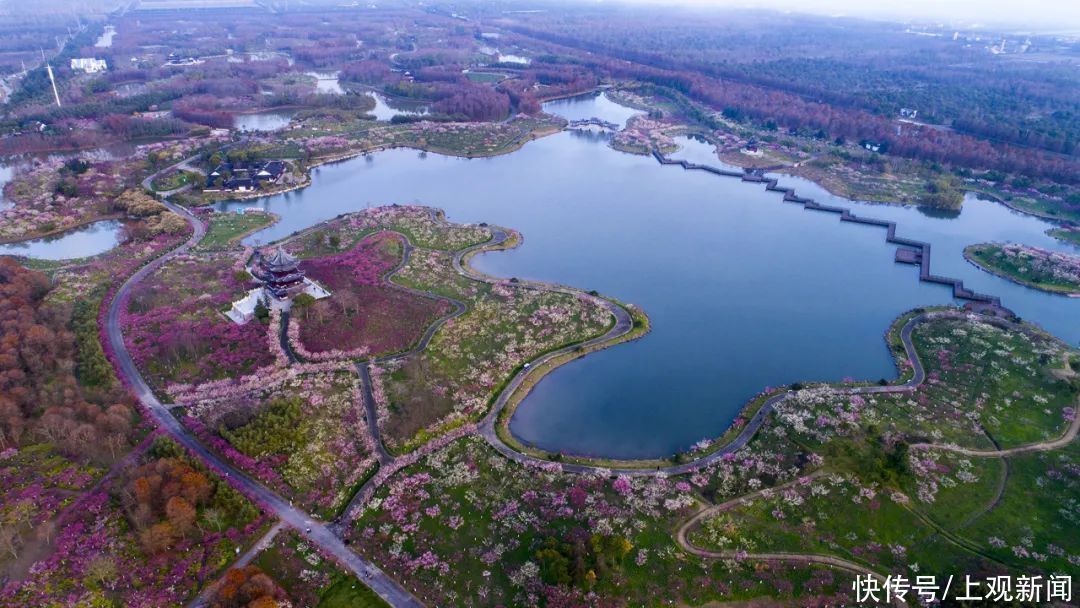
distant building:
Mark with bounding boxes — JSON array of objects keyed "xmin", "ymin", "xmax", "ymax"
[
  {"xmin": 205, "ymin": 160, "xmax": 288, "ymax": 192},
  {"xmin": 899, "ymin": 108, "xmax": 918, "ymax": 119},
  {"xmin": 70, "ymin": 58, "xmax": 108, "ymax": 73}
]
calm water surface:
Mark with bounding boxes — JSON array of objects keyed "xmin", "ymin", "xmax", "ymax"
[
  {"xmin": 219, "ymin": 94, "xmax": 1080, "ymax": 458},
  {"xmin": 365, "ymin": 92, "xmax": 428, "ymax": 121},
  {"xmin": 233, "ymin": 110, "xmax": 296, "ymax": 132},
  {"xmin": 307, "ymin": 72, "xmax": 344, "ymax": 95},
  {"xmin": 0, "ymin": 220, "xmax": 123, "ymax": 260},
  {"xmin": 0, "ymin": 164, "xmax": 13, "ymax": 210}
]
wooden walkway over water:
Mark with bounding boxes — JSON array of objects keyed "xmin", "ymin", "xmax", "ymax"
[
  {"xmin": 568, "ymin": 117, "xmax": 621, "ymax": 131},
  {"xmin": 651, "ymin": 149, "xmax": 1002, "ymax": 307}
]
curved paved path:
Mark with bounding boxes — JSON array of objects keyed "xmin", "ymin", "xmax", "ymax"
[
  {"xmin": 103, "ymin": 202, "xmax": 422, "ymax": 608},
  {"xmin": 331, "ymin": 217, "xmax": 638, "ymax": 523},
  {"xmin": 675, "ymin": 473, "xmax": 907, "ymax": 607},
  {"xmin": 911, "ymin": 410, "xmax": 1080, "ymax": 457},
  {"xmin": 327, "ymin": 209, "xmax": 1071, "ymax": 483},
  {"xmin": 141, "ymin": 153, "xmax": 205, "ymax": 198},
  {"xmin": 113, "ymin": 203, "xmax": 1072, "ymax": 607},
  {"xmin": 671, "ymin": 332, "xmax": 1077, "ymax": 600}
]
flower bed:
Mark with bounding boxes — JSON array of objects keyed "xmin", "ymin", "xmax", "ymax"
[
  {"xmin": 685, "ymin": 313, "xmax": 1080, "ymax": 580},
  {"xmin": 122, "ymin": 251, "xmax": 276, "ymax": 388},
  {"xmin": 184, "ymin": 371, "xmax": 376, "ymax": 517},
  {"xmin": 286, "ymin": 205, "xmax": 491, "ymax": 257},
  {"xmin": 0, "ymin": 158, "xmax": 127, "ymax": 241},
  {"xmin": 291, "ymin": 231, "xmax": 450, "ymax": 359},
  {"xmin": 252, "ymin": 529, "xmax": 390, "ymax": 608},
  {"xmin": 349, "ymin": 436, "xmax": 844, "ymax": 606},
  {"xmin": 380, "ymin": 282, "xmax": 613, "ymax": 451}
]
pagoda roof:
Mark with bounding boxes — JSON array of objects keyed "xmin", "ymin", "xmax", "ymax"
[{"xmin": 260, "ymin": 247, "xmax": 299, "ymax": 272}]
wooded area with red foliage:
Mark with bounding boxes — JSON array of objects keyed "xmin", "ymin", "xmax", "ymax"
[{"xmin": 0, "ymin": 259, "xmax": 134, "ymax": 460}]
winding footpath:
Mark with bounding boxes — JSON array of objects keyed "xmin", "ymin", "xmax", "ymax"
[
  {"xmin": 676, "ymin": 474, "xmax": 901, "ymax": 596},
  {"xmin": 675, "ymin": 474, "xmax": 908, "ymax": 608},
  {"xmin": 103, "ymin": 200, "xmax": 423, "ymax": 608}
]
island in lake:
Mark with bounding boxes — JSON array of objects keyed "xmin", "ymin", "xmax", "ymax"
[{"xmin": 965, "ymin": 242, "xmax": 1080, "ymax": 297}]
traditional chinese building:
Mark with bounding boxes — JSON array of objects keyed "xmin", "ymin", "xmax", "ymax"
[{"xmin": 251, "ymin": 247, "xmax": 306, "ymax": 299}]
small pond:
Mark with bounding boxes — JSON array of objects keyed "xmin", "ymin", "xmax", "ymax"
[
  {"xmin": 233, "ymin": 109, "xmax": 297, "ymax": 132},
  {"xmin": 0, "ymin": 220, "xmax": 124, "ymax": 260}
]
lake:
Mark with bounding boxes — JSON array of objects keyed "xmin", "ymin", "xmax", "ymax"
[
  {"xmin": 365, "ymin": 91, "xmax": 428, "ymax": 121},
  {"xmin": 217, "ymin": 92, "xmax": 1080, "ymax": 459},
  {"xmin": 0, "ymin": 220, "xmax": 124, "ymax": 260},
  {"xmin": 307, "ymin": 71, "xmax": 344, "ymax": 95},
  {"xmin": 233, "ymin": 109, "xmax": 296, "ymax": 132}
]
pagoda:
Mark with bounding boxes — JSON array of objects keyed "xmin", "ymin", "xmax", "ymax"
[{"xmin": 252, "ymin": 247, "xmax": 306, "ymax": 299}]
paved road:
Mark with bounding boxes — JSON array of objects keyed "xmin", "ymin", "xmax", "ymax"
[
  {"xmin": 334, "ymin": 218, "xmax": 638, "ymax": 522},
  {"xmin": 911, "ymin": 404, "xmax": 1080, "ymax": 457},
  {"xmin": 674, "ymin": 472, "xmax": 907, "ymax": 608},
  {"xmin": 103, "ymin": 202, "xmax": 422, "ymax": 608},
  {"xmin": 189, "ymin": 522, "xmax": 285, "ymax": 608},
  {"xmin": 355, "ymin": 362, "xmax": 393, "ymax": 466},
  {"xmin": 141, "ymin": 153, "xmax": 206, "ymax": 198}
]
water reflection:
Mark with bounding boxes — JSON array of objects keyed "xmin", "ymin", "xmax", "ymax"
[{"xmin": 0, "ymin": 220, "xmax": 124, "ymax": 260}]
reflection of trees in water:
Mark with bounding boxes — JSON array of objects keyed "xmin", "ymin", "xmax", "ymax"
[
  {"xmin": 916, "ymin": 205, "xmax": 961, "ymax": 220},
  {"xmin": 568, "ymin": 129, "xmax": 612, "ymax": 144}
]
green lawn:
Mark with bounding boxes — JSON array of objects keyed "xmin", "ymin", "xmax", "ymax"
[
  {"xmin": 197, "ymin": 211, "xmax": 276, "ymax": 250},
  {"xmin": 253, "ymin": 530, "xmax": 389, "ymax": 607},
  {"xmin": 350, "ymin": 436, "xmax": 847, "ymax": 606},
  {"xmin": 465, "ymin": 71, "xmax": 508, "ymax": 83},
  {"xmin": 684, "ymin": 312, "xmax": 1079, "ymax": 584},
  {"xmin": 319, "ymin": 578, "xmax": 390, "ymax": 608},
  {"xmin": 151, "ymin": 169, "xmax": 200, "ymax": 192}
]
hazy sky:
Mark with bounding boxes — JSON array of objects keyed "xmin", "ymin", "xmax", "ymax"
[{"xmin": 620, "ymin": 0, "xmax": 1080, "ymax": 31}]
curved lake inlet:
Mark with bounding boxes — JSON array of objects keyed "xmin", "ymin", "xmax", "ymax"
[
  {"xmin": 218, "ymin": 94, "xmax": 1080, "ymax": 459},
  {"xmin": 0, "ymin": 219, "xmax": 124, "ymax": 260}
]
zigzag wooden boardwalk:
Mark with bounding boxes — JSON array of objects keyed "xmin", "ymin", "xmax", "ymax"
[{"xmin": 651, "ymin": 149, "xmax": 1001, "ymax": 307}]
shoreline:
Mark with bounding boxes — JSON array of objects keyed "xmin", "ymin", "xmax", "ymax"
[
  {"xmin": 490, "ymin": 307, "xmax": 926, "ymax": 470},
  {"xmin": 963, "ymin": 245, "xmax": 1080, "ymax": 298},
  {"xmin": 0, "ymin": 213, "xmax": 125, "ymax": 247}
]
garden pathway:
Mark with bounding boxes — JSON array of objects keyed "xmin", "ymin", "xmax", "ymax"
[
  {"xmin": 674, "ymin": 472, "xmax": 908, "ymax": 607},
  {"xmin": 910, "ymin": 405, "xmax": 1080, "ymax": 457},
  {"xmin": 104, "ymin": 201, "xmax": 423, "ymax": 608},
  {"xmin": 188, "ymin": 522, "xmax": 285, "ymax": 608},
  {"xmin": 141, "ymin": 153, "xmax": 206, "ymax": 198}
]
